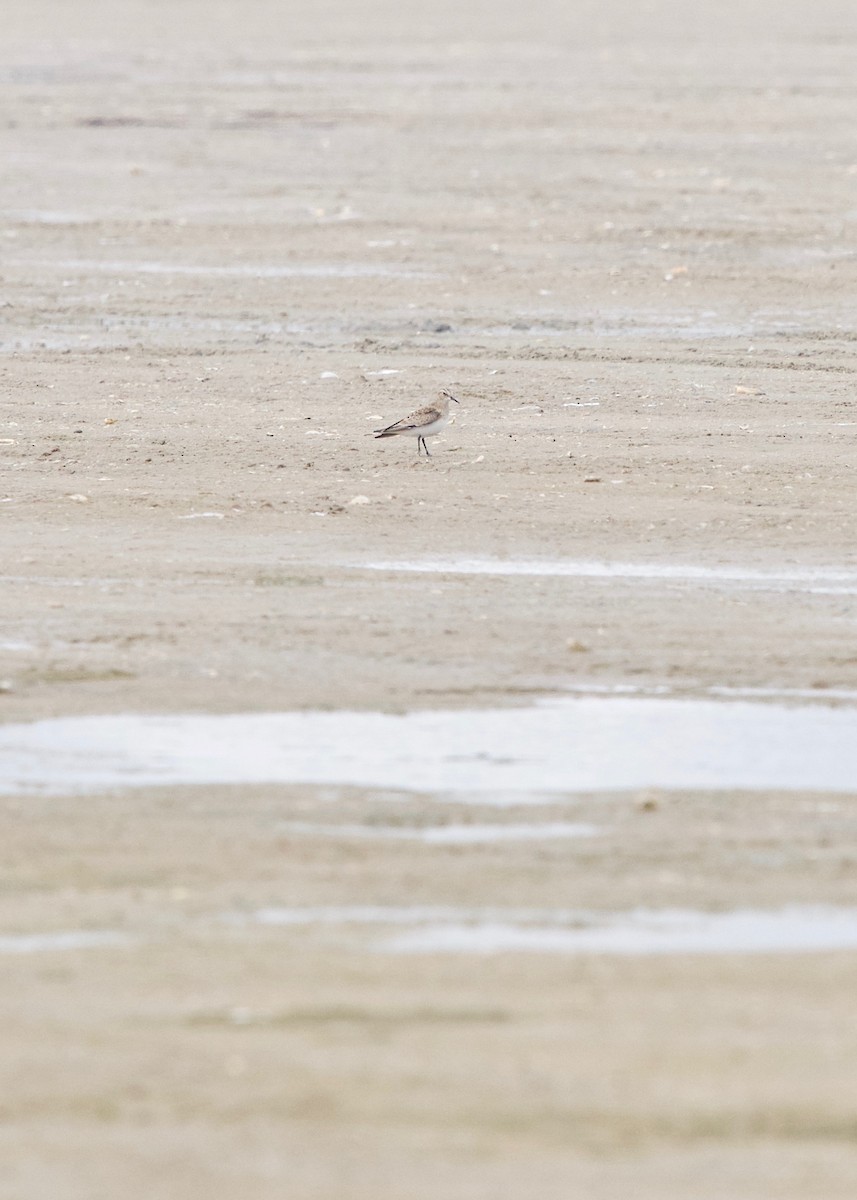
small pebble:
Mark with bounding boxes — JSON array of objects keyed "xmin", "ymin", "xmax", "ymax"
[{"xmin": 635, "ymin": 790, "xmax": 660, "ymax": 812}]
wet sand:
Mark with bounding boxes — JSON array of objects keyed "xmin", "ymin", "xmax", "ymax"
[{"xmin": 2, "ymin": 0, "xmax": 857, "ymax": 1195}]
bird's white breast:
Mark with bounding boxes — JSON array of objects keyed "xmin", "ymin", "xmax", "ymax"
[{"xmin": 419, "ymin": 412, "xmax": 450, "ymax": 436}]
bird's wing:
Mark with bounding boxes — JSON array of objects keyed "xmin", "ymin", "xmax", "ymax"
[{"xmin": 375, "ymin": 404, "xmax": 440, "ymax": 434}]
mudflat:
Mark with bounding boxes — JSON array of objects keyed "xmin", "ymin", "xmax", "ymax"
[{"xmin": 2, "ymin": 1, "xmax": 857, "ymax": 1196}]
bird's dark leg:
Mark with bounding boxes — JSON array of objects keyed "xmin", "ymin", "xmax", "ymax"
[
  {"xmin": 422, "ymin": 437, "xmax": 431, "ymax": 457},
  {"xmin": 416, "ymin": 437, "xmax": 423, "ymax": 455}
]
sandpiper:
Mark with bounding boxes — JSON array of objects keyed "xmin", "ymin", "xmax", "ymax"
[{"xmin": 374, "ymin": 390, "xmax": 459, "ymax": 457}]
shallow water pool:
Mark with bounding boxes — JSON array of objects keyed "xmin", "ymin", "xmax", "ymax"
[{"xmin": 2, "ymin": 696, "xmax": 856, "ymax": 796}]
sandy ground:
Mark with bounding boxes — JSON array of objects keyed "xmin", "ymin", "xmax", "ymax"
[{"xmin": 2, "ymin": 0, "xmax": 857, "ymax": 1195}]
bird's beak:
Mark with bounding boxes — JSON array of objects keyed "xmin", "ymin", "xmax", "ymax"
[{"xmin": 446, "ymin": 393, "xmax": 460, "ymax": 404}]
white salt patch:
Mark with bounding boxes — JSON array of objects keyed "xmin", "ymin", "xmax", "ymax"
[
  {"xmin": 359, "ymin": 558, "xmax": 857, "ymax": 593},
  {"xmin": 13, "ymin": 210, "xmax": 90, "ymax": 224},
  {"xmin": 562, "ymin": 683, "xmax": 857, "ymax": 703},
  {"xmin": 381, "ymin": 907, "xmax": 857, "ymax": 956},
  {"xmin": 420, "ymin": 822, "xmax": 598, "ymax": 844},
  {"xmin": 176, "ymin": 512, "xmax": 225, "ymax": 520},
  {"xmin": 709, "ymin": 686, "xmax": 857, "ymax": 702},
  {"xmin": 0, "ymin": 930, "xmax": 131, "ymax": 954},
  {"xmin": 237, "ymin": 905, "xmax": 857, "ymax": 956},
  {"xmin": 32, "ymin": 259, "xmax": 430, "ymax": 280},
  {"xmin": 278, "ymin": 821, "xmax": 600, "ymax": 844}
]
